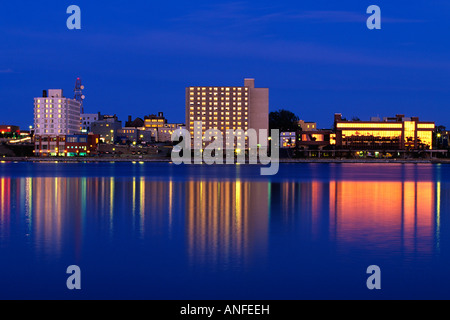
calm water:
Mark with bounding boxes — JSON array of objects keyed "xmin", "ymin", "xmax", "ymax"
[{"xmin": 0, "ymin": 162, "xmax": 449, "ymax": 299}]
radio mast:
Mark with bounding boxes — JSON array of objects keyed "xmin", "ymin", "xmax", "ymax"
[{"xmin": 74, "ymin": 77, "xmax": 85, "ymax": 113}]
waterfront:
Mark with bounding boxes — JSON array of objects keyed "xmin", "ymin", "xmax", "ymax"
[{"xmin": 0, "ymin": 162, "xmax": 449, "ymax": 299}]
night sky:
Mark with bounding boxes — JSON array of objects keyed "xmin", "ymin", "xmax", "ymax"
[{"xmin": 1, "ymin": 0, "xmax": 450, "ymax": 129}]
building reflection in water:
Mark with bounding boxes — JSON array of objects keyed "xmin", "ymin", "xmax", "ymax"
[
  {"xmin": 0, "ymin": 176, "xmax": 190, "ymax": 258},
  {"xmin": 269, "ymin": 166, "xmax": 440, "ymax": 258},
  {"xmin": 329, "ymin": 180, "xmax": 435, "ymax": 256},
  {"xmin": 185, "ymin": 180, "xmax": 268, "ymax": 270},
  {"xmin": 0, "ymin": 177, "xmax": 11, "ymax": 239},
  {"xmin": 0, "ymin": 164, "xmax": 443, "ymax": 265}
]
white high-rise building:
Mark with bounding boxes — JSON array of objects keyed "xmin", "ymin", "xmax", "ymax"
[{"xmin": 34, "ymin": 89, "xmax": 81, "ymax": 156}]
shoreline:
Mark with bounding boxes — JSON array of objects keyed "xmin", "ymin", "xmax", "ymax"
[{"xmin": 1, "ymin": 157, "xmax": 450, "ymax": 164}]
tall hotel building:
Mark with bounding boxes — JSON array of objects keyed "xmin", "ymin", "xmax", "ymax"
[
  {"xmin": 34, "ymin": 89, "xmax": 81, "ymax": 156},
  {"xmin": 186, "ymin": 78, "xmax": 269, "ymax": 149}
]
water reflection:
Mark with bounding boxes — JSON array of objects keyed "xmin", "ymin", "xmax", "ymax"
[
  {"xmin": 329, "ymin": 181, "xmax": 435, "ymax": 256},
  {"xmin": 185, "ymin": 180, "xmax": 269, "ymax": 269},
  {"xmin": 0, "ymin": 164, "xmax": 443, "ymax": 268}
]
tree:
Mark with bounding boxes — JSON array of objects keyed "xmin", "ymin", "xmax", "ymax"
[{"xmin": 269, "ymin": 109, "xmax": 299, "ymax": 132}]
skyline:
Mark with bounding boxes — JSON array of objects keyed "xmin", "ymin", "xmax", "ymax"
[
  {"xmin": 2, "ymin": 1, "xmax": 450, "ymax": 129},
  {"xmin": 2, "ymin": 1, "xmax": 450, "ymax": 302}
]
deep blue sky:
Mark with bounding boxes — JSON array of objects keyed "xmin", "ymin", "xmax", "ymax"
[{"xmin": 1, "ymin": 0, "xmax": 450, "ymax": 129}]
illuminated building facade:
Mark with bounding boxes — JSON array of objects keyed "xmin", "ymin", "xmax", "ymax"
[
  {"xmin": 156, "ymin": 126, "xmax": 179, "ymax": 143},
  {"xmin": 298, "ymin": 120, "xmax": 317, "ymax": 131},
  {"xmin": 281, "ymin": 132, "xmax": 296, "ymax": 148},
  {"xmin": 334, "ymin": 114, "xmax": 435, "ymax": 150},
  {"xmin": 117, "ymin": 127, "xmax": 154, "ymax": 144},
  {"xmin": 185, "ymin": 78, "xmax": 269, "ymax": 149},
  {"xmin": 34, "ymin": 89, "xmax": 81, "ymax": 156},
  {"xmin": 144, "ymin": 112, "xmax": 167, "ymax": 129},
  {"xmin": 65, "ymin": 134, "xmax": 100, "ymax": 156},
  {"xmin": 297, "ymin": 130, "xmax": 335, "ymax": 150},
  {"xmin": 91, "ymin": 115, "xmax": 122, "ymax": 144}
]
